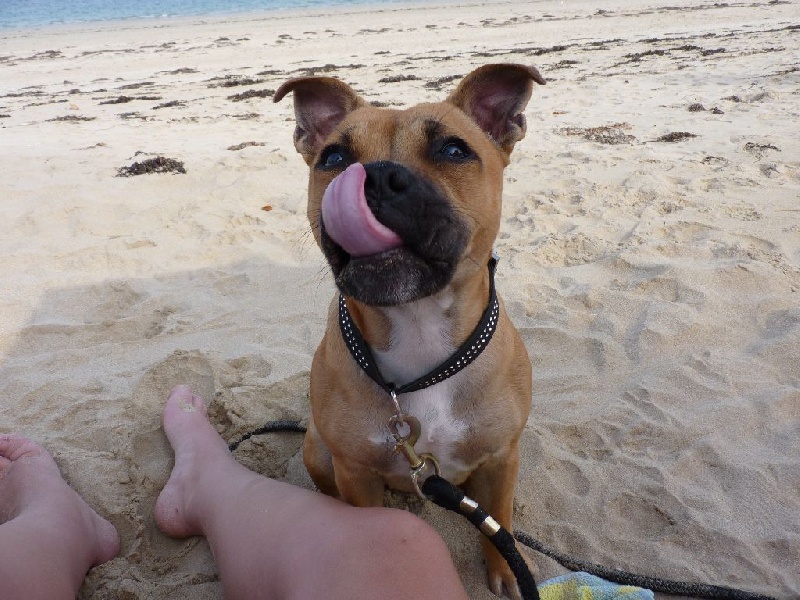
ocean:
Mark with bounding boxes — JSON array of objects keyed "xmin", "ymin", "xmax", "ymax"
[{"xmin": 0, "ymin": 0, "xmax": 425, "ymax": 30}]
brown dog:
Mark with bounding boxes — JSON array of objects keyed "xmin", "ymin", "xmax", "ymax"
[{"xmin": 275, "ymin": 64, "xmax": 544, "ymax": 599}]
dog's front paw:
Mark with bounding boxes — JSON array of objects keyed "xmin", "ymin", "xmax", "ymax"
[
  {"xmin": 486, "ymin": 545, "xmax": 539, "ymax": 600},
  {"xmin": 488, "ymin": 557, "xmax": 521, "ymax": 599}
]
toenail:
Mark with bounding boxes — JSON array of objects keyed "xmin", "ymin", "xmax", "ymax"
[{"xmin": 178, "ymin": 399, "xmax": 196, "ymax": 413}]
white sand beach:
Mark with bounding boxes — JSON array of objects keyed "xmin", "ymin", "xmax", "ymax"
[{"xmin": 0, "ymin": 0, "xmax": 798, "ymax": 598}]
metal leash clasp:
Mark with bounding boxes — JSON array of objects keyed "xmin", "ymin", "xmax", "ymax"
[{"xmin": 387, "ymin": 390, "xmax": 441, "ymax": 500}]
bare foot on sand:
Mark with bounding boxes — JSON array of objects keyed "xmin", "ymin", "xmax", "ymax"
[
  {"xmin": 0, "ymin": 434, "xmax": 120, "ymax": 599},
  {"xmin": 155, "ymin": 384, "xmax": 243, "ymax": 538},
  {"xmin": 153, "ymin": 385, "xmax": 469, "ymax": 600}
]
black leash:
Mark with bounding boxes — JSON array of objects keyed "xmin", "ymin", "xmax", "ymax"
[
  {"xmin": 422, "ymin": 475, "xmax": 539, "ymax": 600},
  {"xmin": 512, "ymin": 530, "xmax": 778, "ymax": 600},
  {"xmin": 228, "ymin": 420, "xmax": 306, "ymax": 452},
  {"xmin": 228, "ymin": 421, "xmax": 780, "ymax": 600}
]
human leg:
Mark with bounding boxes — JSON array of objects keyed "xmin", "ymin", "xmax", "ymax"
[
  {"xmin": 0, "ymin": 435, "xmax": 120, "ymax": 600},
  {"xmin": 155, "ymin": 385, "xmax": 468, "ymax": 600}
]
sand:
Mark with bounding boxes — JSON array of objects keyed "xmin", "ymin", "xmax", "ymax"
[{"xmin": 0, "ymin": 0, "xmax": 798, "ymax": 598}]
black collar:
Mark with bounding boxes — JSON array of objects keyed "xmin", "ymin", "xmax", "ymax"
[{"xmin": 338, "ymin": 257, "xmax": 500, "ymax": 396}]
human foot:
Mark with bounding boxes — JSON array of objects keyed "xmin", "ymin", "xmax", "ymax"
[
  {"xmin": 155, "ymin": 385, "xmax": 237, "ymax": 538},
  {"xmin": 0, "ymin": 434, "xmax": 120, "ymax": 597}
]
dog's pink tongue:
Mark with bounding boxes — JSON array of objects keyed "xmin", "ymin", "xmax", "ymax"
[{"xmin": 321, "ymin": 163, "xmax": 402, "ymax": 257}]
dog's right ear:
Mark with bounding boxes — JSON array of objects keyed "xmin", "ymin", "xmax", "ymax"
[{"xmin": 274, "ymin": 77, "xmax": 366, "ymax": 163}]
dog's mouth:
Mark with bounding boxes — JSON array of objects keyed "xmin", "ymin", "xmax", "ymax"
[
  {"xmin": 321, "ymin": 163, "xmax": 404, "ymax": 258},
  {"xmin": 319, "ymin": 162, "xmax": 468, "ymax": 307}
]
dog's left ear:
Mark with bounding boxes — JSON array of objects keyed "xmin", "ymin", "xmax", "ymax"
[
  {"xmin": 274, "ymin": 76, "xmax": 366, "ymax": 163},
  {"xmin": 446, "ymin": 64, "xmax": 545, "ymax": 157}
]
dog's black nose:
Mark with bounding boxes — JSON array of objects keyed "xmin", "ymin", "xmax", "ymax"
[{"xmin": 364, "ymin": 161, "xmax": 411, "ymax": 198}]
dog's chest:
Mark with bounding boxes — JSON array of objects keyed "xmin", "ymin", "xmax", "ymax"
[
  {"xmin": 369, "ymin": 382, "xmax": 473, "ymax": 483},
  {"xmin": 370, "ymin": 296, "xmax": 473, "ymax": 481}
]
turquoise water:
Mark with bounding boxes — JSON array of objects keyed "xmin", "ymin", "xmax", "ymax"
[{"xmin": 0, "ymin": 0, "xmax": 423, "ymax": 30}]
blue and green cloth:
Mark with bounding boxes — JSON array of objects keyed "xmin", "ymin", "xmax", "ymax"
[{"xmin": 538, "ymin": 572, "xmax": 654, "ymax": 600}]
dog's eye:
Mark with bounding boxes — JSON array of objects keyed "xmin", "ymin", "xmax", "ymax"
[
  {"xmin": 320, "ymin": 146, "xmax": 350, "ymax": 170},
  {"xmin": 325, "ymin": 151, "xmax": 344, "ymax": 167},
  {"xmin": 439, "ymin": 140, "xmax": 472, "ymax": 161}
]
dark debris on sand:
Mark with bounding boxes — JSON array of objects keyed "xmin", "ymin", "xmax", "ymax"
[
  {"xmin": 207, "ymin": 75, "xmax": 266, "ymax": 88},
  {"xmin": 118, "ymin": 81, "xmax": 155, "ymax": 90},
  {"xmin": 227, "ymin": 141, "xmax": 266, "ymax": 151},
  {"xmin": 48, "ymin": 115, "xmax": 97, "ymax": 122},
  {"xmin": 227, "ymin": 89, "xmax": 275, "ymax": 102},
  {"xmin": 378, "ymin": 74, "xmax": 420, "ymax": 83},
  {"xmin": 153, "ymin": 100, "xmax": 186, "ymax": 109},
  {"xmin": 654, "ymin": 132, "xmax": 698, "ymax": 142},
  {"xmin": 744, "ymin": 142, "xmax": 781, "ymax": 158},
  {"xmin": 100, "ymin": 95, "xmax": 162, "ymax": 105},
  {"xmin": 116, "ymin": 156, "xmax": 186, "ymax": 177},
  {"xmin": 561, "ymin": 123, "xmax": 636, "ymax": 145},
  {"xmin": 424, "ymin": 74, "xmax": 462, "ymax": 90},
  {"xmin": 292, "ymin": 63, "xmax": 364, "ymax": 76},
  {"xmin": 689, "ymin": 103, "xmax": 724, "ymax": 114},
  {"xmin": 159, "ymin": 67, "xmax": 198, "ymax": 75}
]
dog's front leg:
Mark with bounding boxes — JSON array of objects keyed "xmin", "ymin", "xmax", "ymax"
[
  {"xmin": 332, "ymin": 456, "xmax": 386, "ymax": 507},
  {"xmin": 302, "ymin": 419, "xmax": 343, "ymax": 498},
  {"xmin": 464, "ymin": 442, "xmax": 534, "ymax": 600}
]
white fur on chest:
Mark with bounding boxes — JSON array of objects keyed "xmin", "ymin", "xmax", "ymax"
[{"xmin": 370, "ymin": 292, "xmax": 472, "ymax": 480}]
